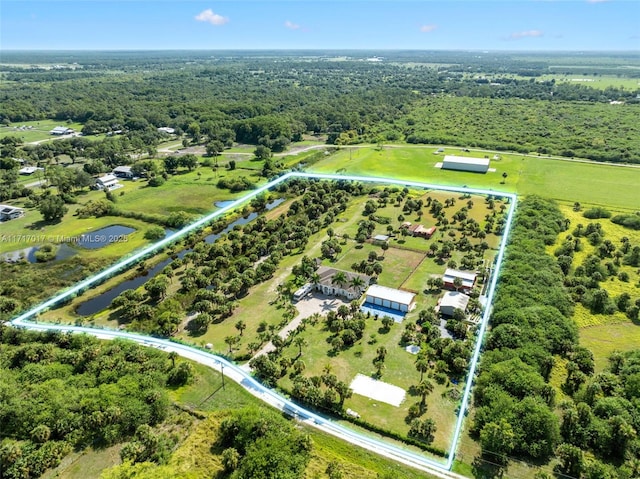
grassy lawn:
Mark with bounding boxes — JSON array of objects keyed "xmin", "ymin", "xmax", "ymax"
[
  {"xmin": 0, "ymin": 119, "xmax": 84, "ymax": 143},
  {"xmin": 580, "ymin": 322, "xmax": 640, "ymax": 373},
  {"xmin": 308, "ymin": 146, "xmax": 640, "ymax": 210},
  {"xmin": 278, "ymin": 317, "xmax": 459, "ymax": 451}
]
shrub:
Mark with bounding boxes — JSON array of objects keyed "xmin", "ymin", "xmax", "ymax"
[{"xmin": 583, "ymin": 207, "xmax": 611, "ymax": 219}]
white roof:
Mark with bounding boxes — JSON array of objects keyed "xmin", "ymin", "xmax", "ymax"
[
  {"xmin": 366, "ymin": 284, "xmax": 415, "ymax": 306},
  {"xmin": 440, "ymin": 291, "xmax": 470, "ymax": 310},
  {"xmin": 443, "ymin": 269, "xmax": 477, "ymax": 287},
  {"xmin": 50, "ymin": 126, "xmax": 70, "ymax": 133},
  {"xmin": 442, "ymin": 155, "xmax": 490, "ymax": 166},
  {"xmin": 373, "ymin": 234, "xmax": 389, "ymax": 241},
  {"xmin": 19, "ymin": 166, "xmax": 42, "ymax": 174},
  {"xmin": 97, "ymin": 174, "xmax": 118, "ymax": 183},
  {"xmin": 113, "ymin": 166, "xmax": 132, "ymax": 172},
  {"xmin": 0, "ymin": 204, "xmax": 24, "ymax": 213}
]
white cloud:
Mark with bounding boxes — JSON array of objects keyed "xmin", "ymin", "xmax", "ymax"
[
  {"xmin": 195, "ymin": 9, "xmax": 229, "ymax": 26},
  {"xmin": 285, "ymin": 20, "xmax": 301, "ymax": 30},
  {"xmin": 508, "ymin": 30, "xmax": 544, "ymax": 40},
  {"xmin": 420, "ymin": 24, "xmax": 438, "ymax": 33}
]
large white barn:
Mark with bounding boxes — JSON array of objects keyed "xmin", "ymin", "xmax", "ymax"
[
  {"xmin": 442, "ymin": 155, "xmax": 490, "ymax": 173},
  {"xmin": 364, "ymin": 285, "xmax": 416, "ymax": 313}
]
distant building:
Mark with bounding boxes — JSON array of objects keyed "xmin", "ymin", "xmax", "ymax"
[
  {"xmin": 50, "ymin": 126, "xmax": 74, "ymax": 135},
  {"xmin": 364, "ymin": 284, "xmax": 416, "ymax": 313},
  {"xmin": 314, "ymin": 266, "xmax": 370, "ymax": 300},
  {"xmin": 95, "ymin": 174, "xmax": 120, "ymax": 190},
  {"xmin": 18, "ymin": 166, "xmax": 43, "ymax": 175},
  {"xmin": 441, "ymin": 155, "xmax": 490, "ymax": 173},
  {"xmin": 157, "ymin": 127, "xmax": 175, "ymax": 134},
  {"xmin": 407, "ymin": 224, "xmax": 436, "ymax": 239},
  {"xmin": 439, "ymin": 291, "xmax": 470, "ymax": 317},
  {"xmin": 0, "ymin": 204, "xmax": 25, "ymax": 221},
  {"xmin": 112, "ymin": 166, "xmax": 134, "ymax": 178},
  {"xmin": 443, "ymin": 268, "xmax": 477, "ymax": 293},
  {"xmin": 372, "ymin": 234, "xmax": 390, "ymax": 245}
]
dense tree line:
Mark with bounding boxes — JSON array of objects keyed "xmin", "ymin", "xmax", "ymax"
[
  {"xmin": 1, "ymin": 53, "xmax": 638, "ymax": 166},
  {"xmin": 473, "ymin": 197, "xmax": 576, "ymax": 465},
  {"xmin": 0, "ymin": 328, "xmax": 192, "ymax": 479}
]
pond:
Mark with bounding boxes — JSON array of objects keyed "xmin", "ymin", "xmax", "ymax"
[
  {"xmin": 1, "ymin": 243, "xmax": 77, "ymax": 264},
  {"xmin": 76, "ymin": 225, "xmax": 136, "ymax": 249},
  {"xmin": 76, "ymin": 197, "xmax": 286, "ymax": 316}
]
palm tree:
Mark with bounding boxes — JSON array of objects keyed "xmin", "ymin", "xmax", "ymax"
[
  {"xmin": 415, "ymin": 357, "xmax": 429, "ymax": 382},
  {"xmin": 168, "ymin": 351, "xmax": 178, "ymax": 368},
  {"xmin": 235, "ymin": 320, "xmax": 246, "ymax": 336},
  {"xmin": 417, "ymin": 379, "xmax": 434, "ymax": 407},
  {"xmin": 294, "ymin": 336, "xmax": 307, "ymax": 357},
  {"xmin": 376, "ymin": 346, "xmax": 388, "ymax": 361},
  {"xmin": 349, "ymin": 275, "xmax": 366, "ymax": 294},
  {"xmin": 332, "ymin": 271, "xmax": 348, "ymax": 290}
]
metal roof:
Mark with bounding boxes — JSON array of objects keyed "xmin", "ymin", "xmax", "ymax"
[
  {"xmin": 442, "ymin": 155, "xmax": 490, "ymax": 166},
  {"xmin": 365, "ymin": 284, "xmax": 415, "ymax": 306},
  {"xmin": 440, "ymin": 291, "xmax": 470, "ymax": 310}
]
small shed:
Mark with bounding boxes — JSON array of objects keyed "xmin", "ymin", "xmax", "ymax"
[
  {"xmin": 373, "ymin": 234, "xmax": 390, "ymax": 245},
  {"xmin": 442, "ymin": 155, "xmax": 490, "ymax": 173},
  {"xmin": 113, "ymin": 166, "xmax": 134, "ymax": 178}
]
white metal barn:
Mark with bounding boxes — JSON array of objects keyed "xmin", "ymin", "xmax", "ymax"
[
  {"xmin": 442, "ymin": 155, "xmax": 490, "ymax": 173},
  {"xmin": 364, "ymin": 285, "xmax": 416, "ymax": 313}
]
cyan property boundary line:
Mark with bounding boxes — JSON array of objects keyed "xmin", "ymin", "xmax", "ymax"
[{"xmin": 10, "ymin": 171, "xmax": 517, "ymax": 474}]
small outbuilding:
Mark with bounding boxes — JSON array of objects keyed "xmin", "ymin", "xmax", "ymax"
[
  {"xmin": 408, "ymin": 224, "xmax": 436, "ymax": 239},
  {"xmin": 95, "ymin": 174, "xmax": 120, "ymax": 191},
  {"xmin": 372, "ymin": 234, "xmax": 390, "ymax": 245},
  {"xmin": 157, "ymin": 127, "xmax": 176, "ymax": 134},
  {"xmin": 439, "ymin": 291, "xmax": 470, "ymax": 317},
  {"xmin": 0, "ymin": 205, "xmax": 25, "ymax": 221},
  {"xmin": 112, "ymin": 166, "xmax": 134, "ymax": 178},
  {"xmin": 19, "ymin": 166, "xmax": 43, "ymax": 175},
  {"xmin": 442, "ymin": 155, "xmax": 490, "ymax": 173},
  {"xmin": 50, "ymin": 126, "xmax": 74, "ymax": 135},
  {"xmin": 364, "ymin": 284, "xmax": 416, "ymax": 313}
]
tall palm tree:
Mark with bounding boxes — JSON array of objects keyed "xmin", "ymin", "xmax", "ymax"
[
  {"xmin": 332, "ymin": 271, "xmax": 348, "ymax": 290},
  {"xmin": 349, "ymin": 275, "xmax": 366, "ymax": 294},
  {"xmin": 415, "ymin": 357, "xmax": 429, "ymax": 382}
]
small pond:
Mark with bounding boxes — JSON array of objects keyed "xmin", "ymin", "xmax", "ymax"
[
  {"xmin": 76, "ymin": 225, "xmax": 136, "ymax": 249},
  {"xmin": 76, "ymin": 198, "xmax": 285, "ymax": 316}
]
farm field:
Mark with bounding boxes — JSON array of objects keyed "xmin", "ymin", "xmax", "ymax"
[{"xmin": 308, "ymin": 145, "xmax": 640, "ymax": 210}]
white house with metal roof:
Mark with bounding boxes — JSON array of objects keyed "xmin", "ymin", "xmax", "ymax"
[
  {"xmin": 0, "ymin": 204, "xmax": 25, "ymax": 221},
  {"xmin": 441, "ymin": 155, "xmax": 490, "ymax": 173},
  {"xmin": 95, "ymin": 174, "xmax": 120, "ymax": 191},
  {"xmin": 364, "ymin": 284, "xmax": 416, "ymax": 313}
]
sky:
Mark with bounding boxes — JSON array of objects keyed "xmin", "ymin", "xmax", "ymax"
[{"xmin": 1, "ymin": 0, "xmax": 639, "ymax": 51}]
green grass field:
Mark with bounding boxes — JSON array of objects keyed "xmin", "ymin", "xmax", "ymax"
[
  {"xmin": 0, "ymin": 119, "xmax": 84, "ymax": 143},
  {"xmin": 308, "ymin": 146, "xmax": 640, "ymax": 210}
]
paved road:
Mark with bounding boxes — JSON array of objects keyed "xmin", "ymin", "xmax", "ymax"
[{"xmin": 9, "ymin": 317, "xmax": 467, "ymax": 479}]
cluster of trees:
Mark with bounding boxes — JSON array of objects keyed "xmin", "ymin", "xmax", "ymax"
[
  {"xmin": 0, "ymin": 328, "xmax": 188, "ymax": 479},
  {"xmin": 473, "ymin": 196, "xmax": 577, "ymax": 465},
  {"xmin": 217, "ymin": 407, "xmax": 312, "ymax": 479},
  {"xmin": 556, "ymin": 219, "xmax": 640, "ymax": 320}
]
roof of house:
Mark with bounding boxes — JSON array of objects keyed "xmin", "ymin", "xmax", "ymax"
[
  {"xmin": 0, "ymin": 204, "xmax": 24, "ymax": 214},
  {"xmin": 19, "ymin": 166, "xmax": 42, "ymax": 174},
  {"xmin": 373, "ymin": 234, "xmax": 389, "ymax": 242},
  {"xmin": 365, "ymin": 284, "xmax": 416, "ymax": 306},
  {"xmin": 443, "ymin": 268, "xmax": 477, "ymax": 287},
  {"xmin": 113, "ymin": 166, "xmax": 132, "ymax": 173},
  {"xmin": 97, "ymin": 174, "xmax": 118, "ymax": 184},
  {"xmin": 316, "ymin": 266, "xmax": 370, "ymax": 295},
  {"xmin": 50, "ymin": 126, "xmax": 72, "ymax": 134},
  {"xmin": 440, "ymin": 291, "xmax": 471, "ymax": 311},
  {"xmin": 442, "ymin": 155, "xmax": 490, "ymax": 167}
]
